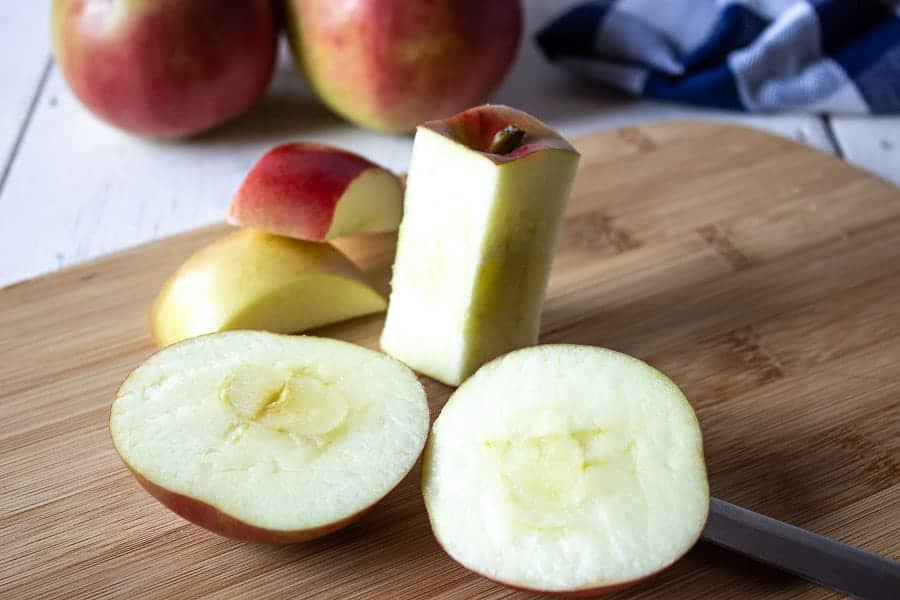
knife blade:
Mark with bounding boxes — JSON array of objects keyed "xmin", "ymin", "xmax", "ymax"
[{"xmin": 702, "ymin": 497, "xmax": 900, "ymax": 600}]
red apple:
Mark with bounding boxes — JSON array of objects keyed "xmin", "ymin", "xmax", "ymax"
[
  {"xmin": 283, "ymin": 0, "xmax": 522, "ymax": 133},
  {"xmin": 227, "ymin": 143, "xmax": 404, "ymax": 241},
  {"xmin": 52, "ymin": 0, "xmax": 278, "ymax": 138}
]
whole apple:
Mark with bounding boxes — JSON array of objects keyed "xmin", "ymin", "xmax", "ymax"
[
  {"xmin": 284, "ymin": 0, "xmax": 522, "ymax": 133},
  {"xmin": 52, "ymin": 0, "xmax": 279, "ymax": 138}
]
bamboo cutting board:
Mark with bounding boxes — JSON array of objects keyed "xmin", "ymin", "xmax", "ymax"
[{"xmin": 2, "ymin": 121, "xmax": 899, "ymax": 600}]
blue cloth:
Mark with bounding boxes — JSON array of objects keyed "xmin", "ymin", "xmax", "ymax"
[{"xmin": 536, "ymin": 0, "xmax": 900, "ymax": 113}]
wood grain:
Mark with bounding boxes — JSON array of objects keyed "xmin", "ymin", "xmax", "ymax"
[{"xmin": 2, "ymin": 121, "xmax": 898, "ymax": 600}]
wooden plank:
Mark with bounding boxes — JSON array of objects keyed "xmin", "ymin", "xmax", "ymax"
[
  {"xmin": 0, "ymin": 1, "xmax": 51, "ymax": 185},
  {"xmin": 0, "ymin": 0, "xmax": 837, "ymax": 287},
  {"xmin": 1, "ymin": 121, "xmax": 898, "ymax": 600},
  {"xmin": 829, "ymin": 116, "xmax": 900, "ymax": 186}
]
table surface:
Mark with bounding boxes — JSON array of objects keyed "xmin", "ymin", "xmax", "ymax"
[{"xmin": 1, "ymin": 0, "xmax": 898, "ymax": 288}]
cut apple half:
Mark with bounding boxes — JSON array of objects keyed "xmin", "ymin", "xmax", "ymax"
[
  {"xmin": 422, "ymin": 345, "xmax": 709, "ymax": 595},
  {"xmin": 227, "ymin": 143, "xmax": 404, "ymax": 241},
  {"xmin": 110, "ymin": 331, "xmax": 429, "ymax": 543},
  {"xmin": 151, "ymin": 228, "xmax": 386, "ymax": 347}
]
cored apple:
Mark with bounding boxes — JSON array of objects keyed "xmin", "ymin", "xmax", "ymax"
[
  {"xmin": 151, "ymin": 229, "xmax": 386, "ymax": 347},
  {"xmin": 283, "ymin": 0, "xmax": 522, "ymax": 133},
  {"xmin": 111, "ymin": 331, "xmax": 429, "ymax": 543},
  {"xmin": 380, "ymin": 105, "xmax": 580, "ymax": 386},
  {"xmin": 227, "ymin": 143, "xmax": 404, "ymax": 241},
  {"xmin": 422, "ymin": 344, "xmax": 709, "ymax": 595},
  {"xmin": 52, "ymin": 0, "xmax": 278, "ymax": 138}
]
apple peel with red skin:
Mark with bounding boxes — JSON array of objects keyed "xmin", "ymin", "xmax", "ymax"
[{"xmin": 228, "ymin": 143, "xmax": 404, "ymax": 242}]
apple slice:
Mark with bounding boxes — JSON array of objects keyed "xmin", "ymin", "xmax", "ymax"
[
  {"xmin": 151, "ymin": 228, "xmax": 386, "ymax": 347},
  {"xmin": 111, "ymin": 331, "xmax": 429, "ymax": 543},
  {"xmin": 227, "ymin": 143, "xmax": 404, "ymax": 241},
  {"xmin": 380, "ymin": 105, "xmax": 581, "ymax": 386},
  {"xmin": 422, "ymin": 345, "xmax": 709, "ymax": 595}
]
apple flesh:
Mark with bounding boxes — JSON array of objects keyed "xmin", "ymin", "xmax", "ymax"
[
  {"xmin": 111, "ymin": 331, "xmax": 429, "ymax": 543},
  {"xmin": 283, "ymin": 0, "xmax": 522, "ymax": 133},
  {"xmin": 151, "ymin": 229, "xmax": 386, "ymax": 347},
  {"xmin": 227, "ymin": 144, "xmax": 404, "ymax": 241},
  {"xmin": 52, "ymin": 0, "xmax": 278, "ymax": 138},
  {"xmin": 422, "ymin": 345, "xmax": 710, "ymax": 595},
  {"xmin": 380, "ymin": 105, "xmax": 580, "ymax": 386}
]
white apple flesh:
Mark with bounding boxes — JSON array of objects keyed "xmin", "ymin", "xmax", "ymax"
[
  {"xmin": 110, "ymin": 331, "xmax": 429, "ymax": 543},
  {"xmin": 381, "ymin": 105, "xmax": 581, "ymax": 386},
  {"xmin": 422, "ymin": 345, "xmax": 709, "ymax": 595}
]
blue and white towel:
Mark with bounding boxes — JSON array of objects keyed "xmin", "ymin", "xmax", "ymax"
[{"xmin": 536, "ymin": 0, "xmax": 900, "ymax": 113}]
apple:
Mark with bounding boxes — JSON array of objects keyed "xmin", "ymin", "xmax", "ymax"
[
  {"xmin": 111, "ymin": 331, "xmax": 429, "ymax": 543},
  {"xmin": 227, "ymin": 143, "xmax": 404, "ymax": 242},
  {"xmin": 283, "ymin": 0, "xmax": 522, "ymax": 133},
  {"xmin": 422, "ymin": 344, "xmax": 709, "ymax": 595},
  {"xmin": 380, "ymin": 105, "xmax": 580, "ymax": 386},
  {"xmin": 151, "ymin": 229, "xmax": 386, "ymax": 347},
  {"xmin": 51, "ymin": 0, "xmax": 278, "ymax": 138}
]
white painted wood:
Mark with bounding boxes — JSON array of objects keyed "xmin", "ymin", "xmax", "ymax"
[
  {"xmin": 0, "ymin": 2, "xmax": 51, "ymax": 181},
  {"xmin": 829, "ymin": 116, "xmax": 900, "ymax": 186},
  {"xmin": 0, "ymin": 0, "xmax": 838, "ymax": 287}
]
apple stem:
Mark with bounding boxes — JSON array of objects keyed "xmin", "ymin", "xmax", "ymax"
[{"xmin": 488, "ymin": 124, "xmax": 526, "ymax": 155}]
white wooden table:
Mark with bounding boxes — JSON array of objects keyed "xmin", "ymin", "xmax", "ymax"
[{"xmin": 1, "ymin": 1, "xmax": 897, "ymax": 288}]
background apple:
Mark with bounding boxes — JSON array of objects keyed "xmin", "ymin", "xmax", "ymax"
[
  {"xmin": 228, "ymin": 143, "xmax": 404, "ymax": 241},
  {"xmin": 52, "ymin": 0, "xmax": 278, "ymax": 138},
  {"xmin": 283, "ymin": 0, "xmax": 522, "ymax": 133}
]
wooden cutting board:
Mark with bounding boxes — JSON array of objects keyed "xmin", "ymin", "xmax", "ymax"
[{"xmin": 2, "ymin": 121, "xmax": 898, "ymax": 600}]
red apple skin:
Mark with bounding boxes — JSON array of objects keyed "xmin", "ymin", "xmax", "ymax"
[
  {"xmin": 227, "ymin": 143, "xmax": 380, "ymax": 241},
  {"xmin": 52, "ymin": 0, "xmax": 278, "ymax": 138},
  {"xmin": 128, "ymin": 467, "xmax": 369, "ymax": 544},
  {"xmin": 422, "ymin": 104, "xmax": 577, "ymax": 163},
  {"xmin": 284, "ymin": 0, "xmax": 522, "ymax": 133}
]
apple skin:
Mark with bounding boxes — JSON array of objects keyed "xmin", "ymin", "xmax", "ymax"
[
  {"xmin": 127, "ymin": 467, "xmax": 368, "ymax": 544},
  {"xmin": 52, "ymin": 0, "xmax": 278, "ymax": 138},
  {"xmin": 284, "ymin": 0, "xmax": 522, "ymax": 133},
  {"xmin": 227, "ymin": 143, "xmax": 404, "ymax": 241}
]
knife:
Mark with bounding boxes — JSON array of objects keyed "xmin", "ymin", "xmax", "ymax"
[{"xmin": 703, "ymin": 497, "xmax": 900, "ymax": 599}]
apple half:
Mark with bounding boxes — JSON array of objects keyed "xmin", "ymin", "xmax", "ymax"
[
  {"xmin": 227, "ymin": 143, "xmax": 404, "ymax": 241},
  {"xmin": 111, "ymin": 331, "xmax": 429, "ymax": 543},
  {"xmin": 422, "ymin": 345, "xmax": 709, "ymax": 595},
  {"xmin": 380, "ymin": 104, "xmax": 580, "ymax": 386},
  {"xmin": 151, "ymin": 228, "xmax": 387, "ymax": 347}
]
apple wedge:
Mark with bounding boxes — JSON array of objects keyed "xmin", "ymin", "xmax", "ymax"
[
  {"xmin": 110, "ymin": 331, "xmax": 429, "ymax": 543},
  {"xmin": 380, "ymin": 105, "xmax": 580, "ymax": 386},
  {"xmin": 151, "ymin": 229, "xmax": 386, "ymax": 347},
  {"xmin": 227, "ymin": 143, "xmax": 404, "ymax": 241},
  {"xmin": 422, "ymin": 345, "xmax": 709, "ymax": 595}
]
